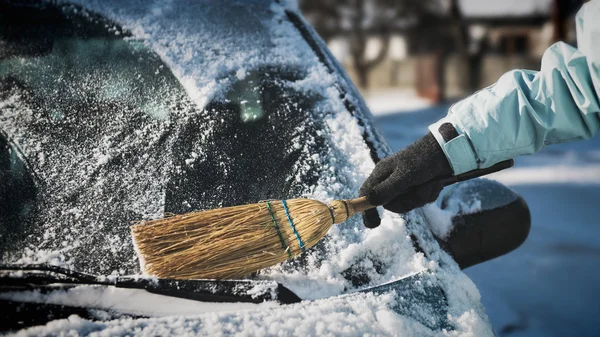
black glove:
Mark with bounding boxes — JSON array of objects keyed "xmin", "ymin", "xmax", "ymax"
[{"xmin": 359, "ymin": 131, "xmax": 454, "ymax": 228}]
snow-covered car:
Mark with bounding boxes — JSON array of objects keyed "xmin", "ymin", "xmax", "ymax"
[{"xmin": 0, "ymin": 1, "xmax": 530, "ymax": 335}]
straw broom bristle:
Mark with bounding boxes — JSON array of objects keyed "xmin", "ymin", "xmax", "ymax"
[{"xmin": 131, "ymin": 199, "xmax": 337, "ymax": 280}]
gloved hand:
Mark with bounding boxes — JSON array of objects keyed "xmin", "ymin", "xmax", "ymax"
[{"xmin": 359, "ymin": 131, "xmax": 454, "ymax": 228}]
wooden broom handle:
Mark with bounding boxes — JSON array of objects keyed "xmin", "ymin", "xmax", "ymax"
[{"xmin": 346, "ymin": 159, "xmax": 514, "ymax": 214}]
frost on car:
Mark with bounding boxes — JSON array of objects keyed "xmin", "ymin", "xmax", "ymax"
[{"xmin": 0, "ymin": 1, "xmax": 496, "ymax": 335}]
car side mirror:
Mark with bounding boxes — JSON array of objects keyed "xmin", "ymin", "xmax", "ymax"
[{"xmin": 439, "ymin": 179, "xmax": 531, "ymax": 269}]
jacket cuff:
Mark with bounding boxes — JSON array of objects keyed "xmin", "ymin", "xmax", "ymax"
[{"xmin": 428, "ymin": 118, "xmax": 479, "ymax": 175}]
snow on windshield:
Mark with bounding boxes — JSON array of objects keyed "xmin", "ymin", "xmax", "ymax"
[{"xmin": 2, "ymin": 0, "xmax": 494, "ymax": 335}]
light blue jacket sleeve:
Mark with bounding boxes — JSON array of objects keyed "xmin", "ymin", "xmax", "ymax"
[{"xmin": 429, "ymin": 1, "xmax": 600, "ymax": 175}]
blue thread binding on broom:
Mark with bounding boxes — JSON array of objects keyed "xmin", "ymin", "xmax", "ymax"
[
  {"xmin": 281, "ymin": 199, "xmax": 306, "ymax": 253},
  {"xmin": 265, "ymin": 201, "xmax": 292, "ymax": 258}
]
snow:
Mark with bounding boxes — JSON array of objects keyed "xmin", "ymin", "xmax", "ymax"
[
  {"xmin": 366, "ymin": 91, "xmax": 600, "ymax": 337},
  {"xmin": 7, "ymin": 292, "xmax": 398, "ymax": 337},
  {"xmin": 422, "ymin": 204, "xmax": 455, "ymax": 240},
  {"xmin": 8, "ymin": 289, "xmax": 494, "ymax": 337},
  {"xmin": 440, "ymin": 181, "xmax": 484, "ymax": 215},
  {"xmin": 0, "ymin": 286, "xmax": 263, "ymax": 317}
]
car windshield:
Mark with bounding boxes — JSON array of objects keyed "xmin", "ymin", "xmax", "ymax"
[{"xmin": 0, "ymin": 2, "xmax": 326, "ymax": 273}]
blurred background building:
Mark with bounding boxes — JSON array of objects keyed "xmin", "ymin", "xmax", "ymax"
[{"xmin": 300, "ymin": 0, "xmax": 584, "ymax": 102}]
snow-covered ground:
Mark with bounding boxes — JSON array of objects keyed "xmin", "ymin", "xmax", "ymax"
[{"xmin": 366, "ymin": 89, "xmax": 600, "ymax": 337}]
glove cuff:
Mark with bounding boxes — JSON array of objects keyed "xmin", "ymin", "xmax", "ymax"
[{"xmin": 418, "ymin": 131, "xmax": 454, "ymax": 179}]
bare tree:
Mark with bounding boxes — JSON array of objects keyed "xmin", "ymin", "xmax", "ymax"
[{"xmin": 300, "ymin": 0, "xmax": 443, "ymax": 89}]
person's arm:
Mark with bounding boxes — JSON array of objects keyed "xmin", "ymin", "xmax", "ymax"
[
  {"xmin": 359, "ymin": 2, "xmax": 600, "ymax": 228},
  {"xmin": 430, "ymin": 1, "xmax": 600, "ymax": 175}
]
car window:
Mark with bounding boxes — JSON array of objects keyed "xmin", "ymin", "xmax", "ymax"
[{"xmin": 0, "ymin": 2, "xmax": 326, "ymax": 273}]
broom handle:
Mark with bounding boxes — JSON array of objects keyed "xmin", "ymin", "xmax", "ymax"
[{"xmin": 347, "ymin": 159, "xmax": 514, "ymax": 214}]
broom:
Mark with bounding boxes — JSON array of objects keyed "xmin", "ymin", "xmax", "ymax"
[{"xmin": 132, "ymin": 160, "xmax": 513, "ymax": 280}]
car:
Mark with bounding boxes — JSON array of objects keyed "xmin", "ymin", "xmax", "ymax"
[{"xmin": 0, "ymin": 0, "xmax": 530, "ymax": 335}]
